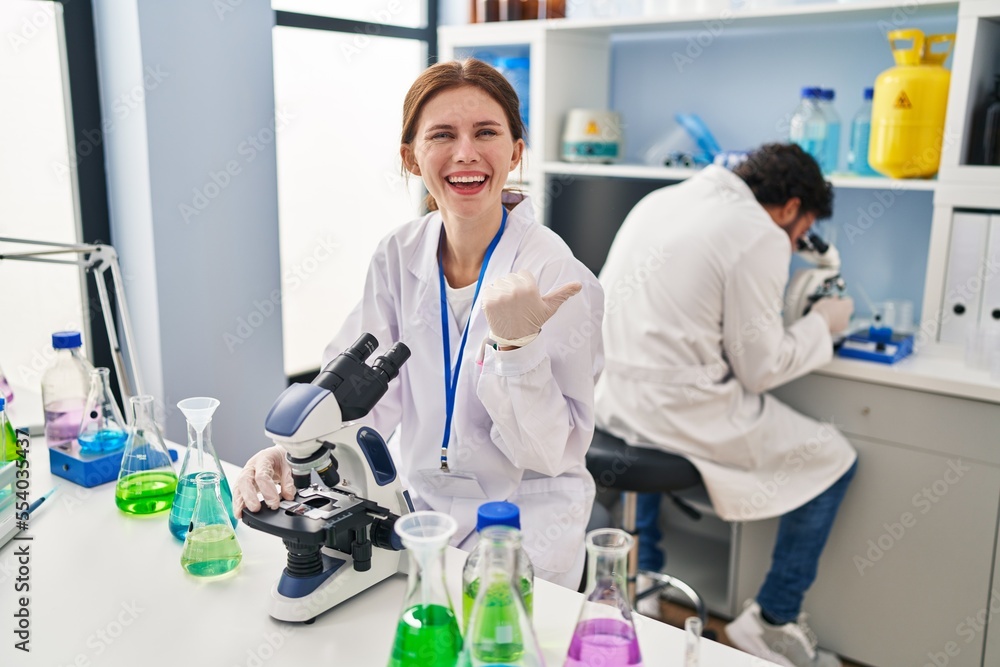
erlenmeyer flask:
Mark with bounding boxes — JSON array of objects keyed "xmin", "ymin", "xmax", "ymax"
[
  {"xmin": 115, "ymin": 395, "xmax": 178, "ymax": 515},
  {"xmin": 462, "ymin": 526, "xmax": 545, "ymax": 667},
  {"xmin": 388, "ymin": 511, "xmax": 463, "ymax": 667},
  {"xmin": 181, "ymin": 471, "xmax": 242, "ymax": 577},
  {"xmin": 168, "ymin": 397, "xmax": 235, "ymax": 541},
  {"xmin": 77, "ymin": 368, "xmax": 127, "ymax": 454},
  {"xmin": 564, "ymin": 529, "xmax": 643, "ymax": 667},
  {"xmin": 0, "ymin": 362, "xmax": 14, "ymax": 403}
]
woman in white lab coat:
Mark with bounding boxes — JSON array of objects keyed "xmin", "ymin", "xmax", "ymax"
[{"xmin": 235, "ymin": 59, "xmax": 603, "ymax": 589}]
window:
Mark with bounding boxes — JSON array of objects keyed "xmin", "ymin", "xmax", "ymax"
[
  {"xmin": 272, "ymin": 2, "xmax": 436, "ymax": 377},
  {"xmin": 0, "ymin": 0, "xmax": 108, "ymax": 426}
]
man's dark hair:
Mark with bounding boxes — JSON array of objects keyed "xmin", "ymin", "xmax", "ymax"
[{"xmin": 733, "ymin": 143, "xmax": 833, "ymax": 220}]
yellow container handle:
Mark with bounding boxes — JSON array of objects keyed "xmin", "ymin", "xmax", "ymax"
[
  {"xmin": 922, "ymin": 33, "xmax": 956, "ymax": 66},
  {"xmin": 888, "ymin": 28, "xmax": 924, "ymax": 66}
]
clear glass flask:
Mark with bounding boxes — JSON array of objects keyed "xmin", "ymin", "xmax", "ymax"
[
  {"xmin": 564, "ymin": 529, "xmax": 643, "ymax": 667},
  {"xmin": 181, "ymin": 471, "xmax": 242, "ymax": 577},
  {"xmin": 41, "ymin": 331, "xmax": 94, "ymax": 450},
  {"xmin": 115, "ymin": 395, "xmax": 178, "ymax": 515},
  {"xmin": 388, "ymin": 511, "xmax": 463, "ymax": 667},
  {"xmin": 462, "ymin": 502, "xmax": 534, "ymax": 630},
  {"xmin": 168, "ymin": 397, "xmax": 235, "ymax": 541},
  {"xmin": 461, "ymin": 525, "xmax": 545, "ymax": 667},
  {"xmin": 77, "ymin": 368, "xmax": 128, "ymax": 454}
]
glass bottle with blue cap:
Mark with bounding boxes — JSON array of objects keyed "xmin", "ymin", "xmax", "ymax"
[{"xmin": 462, "ymin": 501, "xmax": 535, "ymax": 630}]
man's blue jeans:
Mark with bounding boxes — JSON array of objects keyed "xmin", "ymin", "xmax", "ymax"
[{"xmin": 634, "ymin": 459, "xmax": 857, "ymax": 624}]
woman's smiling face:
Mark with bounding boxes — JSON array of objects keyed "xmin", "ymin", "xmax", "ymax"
[{"xmin": 403, "ymin": 85, "xmax": 524, "ymax": 223}]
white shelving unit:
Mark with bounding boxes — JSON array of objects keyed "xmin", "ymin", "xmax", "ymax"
[{"xmin": 441, "ymin": 4, "xmax": 1000, "ymax": 665}]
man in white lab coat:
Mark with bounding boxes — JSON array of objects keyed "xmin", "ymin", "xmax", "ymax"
[{"xmin": 595, "ymin": 143, "xmax": 857, "ymax": 667}]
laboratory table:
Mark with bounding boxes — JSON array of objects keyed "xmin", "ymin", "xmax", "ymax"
[{"xmin": 0, "ymin": 440, "xmax": 773, "ymax": 667}]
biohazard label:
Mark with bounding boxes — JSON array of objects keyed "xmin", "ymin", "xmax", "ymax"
[{"xmin": 894, "ymin": 91, "xmax": 912, "ymax": 109}]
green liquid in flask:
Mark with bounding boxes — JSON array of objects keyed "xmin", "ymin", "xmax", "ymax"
[
  {"xmin": 388, "ymin": 603, "xmax": 462, "ymax": 667},
  {"xmin": 181, "ymin": 525, "xmax": 242, "ymax": 576},
  {"xmin": 115, "ymin": 471, "xmax": 178, "ymax": 515},
  {"xmin": 463, "ymin": 577, "xmax": 533, "ymax": 629}
]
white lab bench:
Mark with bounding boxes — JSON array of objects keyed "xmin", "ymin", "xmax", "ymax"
[
  {"xmin": 0, "ymin": 440, "xmax": 771, "ymax": 667},
  {"xmin": 657, "ymin": 343, "xmax": 1000, "ymax": 667}
]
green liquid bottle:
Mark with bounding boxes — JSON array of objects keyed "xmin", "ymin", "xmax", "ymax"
[
  {"xmin": 388, "ymin": 604, "xmax": 463, "ymax": 667},
  {"xmin": 389, "ymin": 512, "xmax": 463, "ymax": 667},
  {"xmin": 181, "ymin": 471, "xmax": 242, "ymax": 577},
  {"xmin": 115, "ymin": 395, "xmax": 178, "ymax": 516},
  {"xmin": 463, "ymin": 577, "xmax": 533, "ymax": 630},
  {"xmin": 1, "ymin": 398, "xmax": 23, "ymax": 462},
  {"xmin": 460, "ymin": 526, "xmax": 544, "ymax": 667},
  {"xmin": 115, "ymin": 471, "xmax": 178, "ymax": 514}
]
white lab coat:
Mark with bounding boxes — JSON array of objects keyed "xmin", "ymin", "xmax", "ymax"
[
  {"xmin": 323, "ymin": 195, "xmax": 603, "ymax": 588},
  {"xmin": 594, "ymin": 166, "xmax": 856, "ymax": 522}
]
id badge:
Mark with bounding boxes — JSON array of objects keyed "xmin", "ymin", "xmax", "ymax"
[{"xmin": 417, "ymin": 468, "xmax": 488, "ymax": 499}]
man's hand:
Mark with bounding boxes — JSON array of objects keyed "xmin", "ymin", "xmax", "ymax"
[{"xmin": 812, "ymin": 296, "xmax": 854, "ymax": 334}]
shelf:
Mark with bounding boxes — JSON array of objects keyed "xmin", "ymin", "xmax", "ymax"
[
  {"xmin": 541, "ymin": 161, "xmax": 941, "ymax": 191},
  {"xmin": 443, "ymin": 0, "xmax": 958, "ymax": 41}
]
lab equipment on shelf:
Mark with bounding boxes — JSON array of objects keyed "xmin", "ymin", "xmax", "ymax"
[
  {"xmin": 77, "ymin": 368, "xmax": 127, "ymax": 455},
  {"xmin": 562, "ymin": 109, "xmax": 624, "ymax": 163},
  {"xmin": 789, "ymin": 87, "xmax": 827, "ymax": 171},
  {"xmin": 869, "ymin": 29, "xmax": 955, "ymax": 178},
  {"xmin": 564, "ymin": 529, "xmax": 643, "ymax": 667},
  {"xmin": 180, "ymin": 471, "xmax": 242, "ymax": 577},
  {"xmin": 461, "ymin": 525, "xmax": 544, "ymax": 666},
  {"xmin": 115, "ymin": 395, "xmax": 178, "ymax": 515},
  {"xmin": 169, "ymin": 397, "xmax": 235, "ymax": 541},
  {"xmin": 847, "ymin": 88, "xmax": 878, "ymax": 176},
  {"xmin": 818, "ymin": 88, "xmax": 841, "ymax": 174},
  {"xmin": 388, "ymin": 511, "xmax": 463, "ymax": 667},
  {"xmin": 462, "ymin": 502, "xmax": 535, "ymax": 630},
  {"xmin": 41, "ymin": 331, "xmax": 94, "ymax": 450}
]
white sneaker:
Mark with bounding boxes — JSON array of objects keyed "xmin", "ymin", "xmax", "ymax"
[
  {"xmin": 725, "ymin": 601, "xmax": 842, "ymax": 667},
  {"xmin": 635, "ymin": 573, "xmax": 661, "ymax": 618}
]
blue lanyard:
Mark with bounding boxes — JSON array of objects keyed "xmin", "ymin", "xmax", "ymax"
[{"xmin": 438, "ymin": 207, "xmax": 508, "ymax": 469}]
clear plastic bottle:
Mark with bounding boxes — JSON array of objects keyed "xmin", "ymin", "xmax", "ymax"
[
  {"xmin": 461, "ymin": 526, "xmax": 544, "ymax": 667},
  {"xmin": 41, "ymin": 331, "xmax": 94, "ymax": 450},
  {"xmin": 848, "ymin": 88, "xmax": 879, "ymax": 176},
  {"xmin": 789, "ymin": 87, "xmax": 827, "ymax": 170},
  {"xmin": 168, "ymin": 397, "xmax": 236, "ymax": 541},
  {"xmin": 77, "ymin": 368, "xmax": 128, "ymax": 454},
  {"xmin": 462, "ymin": 502, "xmax": 534, "ymax": 630},
  {"xmin": 180, "ymin": 471, "xmax": 242, "ymax": 577},
  {"xmin": 818, "ymin": 88, "xmax": 841, "ymax": 174}
]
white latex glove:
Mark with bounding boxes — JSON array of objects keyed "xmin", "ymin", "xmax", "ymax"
[
  {"xmin": 233, "ymin": 445, "xmax": 296, "ymax": 519},
  {"xmin": 812, "ymin": 296, "xmax": 854, "ymax": 335},
  {"xmin": 481, "ymin": 269, "xmax": 582, "ymax": 347}
]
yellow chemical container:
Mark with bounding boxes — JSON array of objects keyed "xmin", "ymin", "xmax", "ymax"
[{"xmin": 869, "ymin": 29, "xmax": 955, "ymax": 178}]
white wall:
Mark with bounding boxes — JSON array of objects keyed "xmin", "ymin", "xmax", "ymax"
[{"xmin": 92, "ymin": 0, "xmax": 286, "ymax": 464}]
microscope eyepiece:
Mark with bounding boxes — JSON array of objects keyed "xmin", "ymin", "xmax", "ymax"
[
  {"xmin": 372, "ymin": 342, "xmax": 411, "ymax": 382},
  {"xmin": 343, "ymin": 333, "xmax": 379, "ymax": 363}
]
